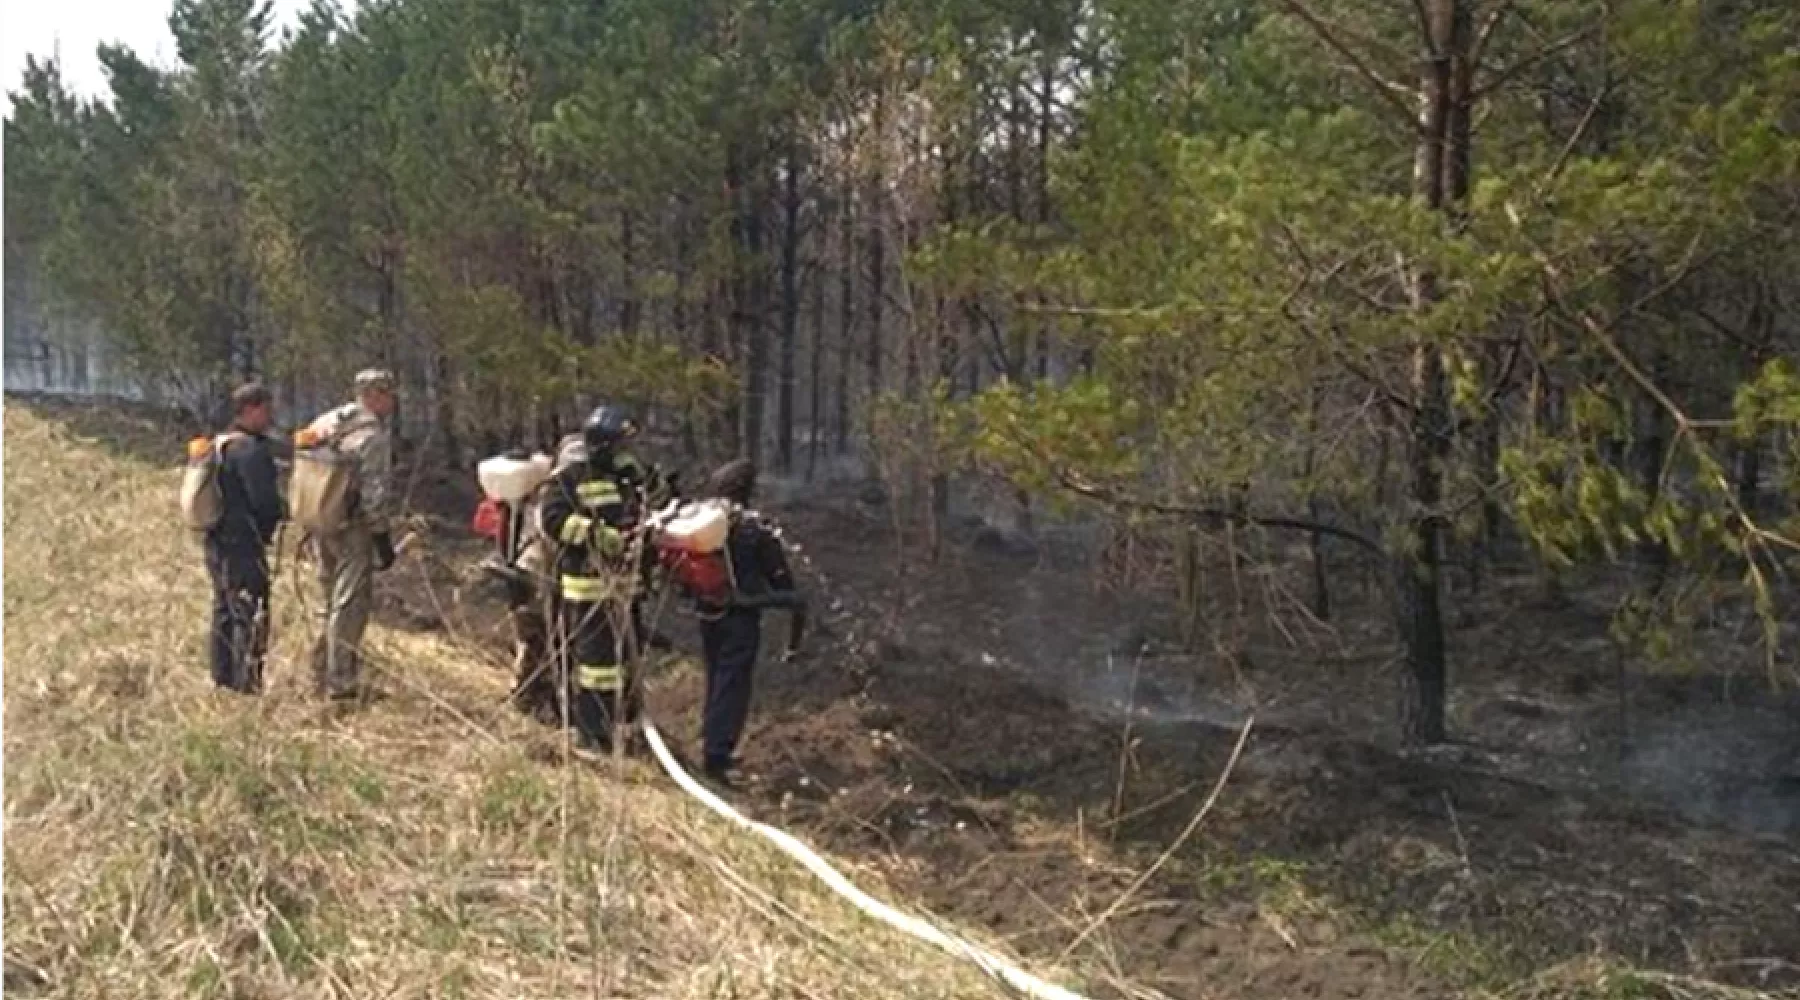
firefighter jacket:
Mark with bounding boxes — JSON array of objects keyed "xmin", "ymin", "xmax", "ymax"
[{"xmin": 537, "ymin": 450, "xmax": 672, "ymax": 603}]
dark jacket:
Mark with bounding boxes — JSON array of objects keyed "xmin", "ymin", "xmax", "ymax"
[
  {"xmin": 209, "ymin": 428, "xmax": 285, "ymax": 549},
  {"xmin": 710, "ymin": 514, "xmax": 807, "ymax": 650}
]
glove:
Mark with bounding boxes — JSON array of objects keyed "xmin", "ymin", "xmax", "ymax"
[
  {"xmin": 372, "ymin": 531, "xmax": 397, "ymax": 571},
  {"xmin": 590, "ymin": 521, "xmax": 626, "ymax": 559}
]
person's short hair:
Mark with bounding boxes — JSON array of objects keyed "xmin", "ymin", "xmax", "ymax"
[
  {"xmin": 230, "ymin": 381, "xmax": 271, "ymax": 415},
  {"xmin": 705, "ymin": 458, "xmax": 758, "ymax": 504}
]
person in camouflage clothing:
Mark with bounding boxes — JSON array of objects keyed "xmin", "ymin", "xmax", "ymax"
[{"xmin": 306, "ymin": 368, "xmax": 400, "ymax": 700}]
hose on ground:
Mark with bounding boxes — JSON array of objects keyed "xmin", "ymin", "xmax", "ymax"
[{"xmin": 638, "ymin": 720, "xmax": 1093, "ymax": 1000}]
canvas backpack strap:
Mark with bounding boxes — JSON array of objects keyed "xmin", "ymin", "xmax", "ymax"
[
  {"xmin": 214, "ymin": 430, "xmax": 247, "ymax": 458},
  {"xmin": 323, "ymin": 405, "xmax": 367, "ymax": 451},
  {"xmin": 305, "ymin": 404, "xmax": 368, "ymax": 454}
]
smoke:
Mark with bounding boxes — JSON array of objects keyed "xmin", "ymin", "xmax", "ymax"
[
  {"xmin": 1617, "ymin": 701, "xmax": 1800, "ymax": 838},
  {"xmin": 1071, "ymin": 650, "xmax": 1253, "ymax": 730}
]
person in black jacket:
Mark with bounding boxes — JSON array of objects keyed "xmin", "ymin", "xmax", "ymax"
[
  {"xmin": 206, "ymin": 382, "xmax": 286, "ymax": 693},
  {"xmin": 695, "ymin": 459, "xmax": 807, "ymax": 785}
]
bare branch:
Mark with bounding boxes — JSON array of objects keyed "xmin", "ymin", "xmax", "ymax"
[
  {"xmin": 1479, "ymin": 334, "xmax": 1528, "ymax": 412},
  {"xmin": 967, "ymin": 301, "xmax": 1022, "ymax": 382},
  {"xmin": 1470, "ymin": 0, "xmax": 1519, "ymax": 69},
  {"xmin": 1535, "ymin": 76, "xmax": 1614, "ymax": 197},
  {"xmin": 1015, "ymin": 302, "xmax": 1279, "ymax": 319},
  {"xmin": 1411, "ymin": 0, "xmax": 1440, "ymax": 58},
  {"xmin": 1274, "ymin": 0, "xmax": 1423, "ymax": 130},
  {"xmin": 1473, "ymin": 26, "xmax": 1601, "ymax": 100},
  {"xmin": 1504, "ymin": 199, "xmax": 1800, "ymax": 585},
  {"xmin": 1689, "ymin": 304, "xmax": 1769, "ymax": 354},
  {"xmin": 1055, "ymin": 467, "xmax": 1387, "ymax": 556}
]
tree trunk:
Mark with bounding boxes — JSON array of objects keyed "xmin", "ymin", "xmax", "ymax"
[
  {"xmin": 702, "ymin": 281, "xmax": 738, "ymax": 458},
  {"xmin": 1309, "ymin": 496, "xmax": 1333, "ymax": 621},
  {"xmin": 1033, "ymin": 57, "xmax": 1056, "ymax": 385},
  {"xmin": 1395, "ymin": 0, "xmax": 1472, "ymax": 747},
  {"xmin": 966, "ymin": 303, "xmax": 983, "ymax": 396},
  {"xmin": 620, "ymin": 209, "xmax": 640, "ymax": 338},
  {"xmin": 435, "ymin": 348, "xmax": 458, "ymax": 466},
  {"xmin": 1472, "ymin": 366, "xmax": 1504, "ymax": 593},
  {"xmin": 672, "ymin": 211, "xmax": 691, "ymax": 343},
  {"xmin": 834, "ymin": 191, "xmax": 856, "ymax": 455},
  {"xmin": 573, "ymin": 265, "xmax": 597, "ymax": 345},
  {"xmin": 729, "ymin": 147, "xmax": 770, "ymax": 469},
  {"xmin": 777, "ymin": 143, "xmax": 803, "ymax": 474},
  {"xmin": 867, "ymin": 91, "xmax": 887, "ymax": 410},
  {"xmin": 1399, "ymin": 350, "xmax": 1452, "ymax": 746},
  {"xmin": 929, "ymin": 159, "xmax": 962, "ymax": 562},
  {"xmin": 1735, "ymin": 437, "xmax": 1762, "ymax": 520},
  {"xmin": 808, "ymin": 252, "xmax": 826, "ymax": 482},
  {"xmin": 1007, "ymin": 79, "xmax": 1025, "ymax": 222},
  {"xmin": 1303, "ymin": 383, "xmax": 1332, "ymax": 620},
  {"xmin": 1633, "ymin": 347, "xmax": 1673, "ymax": 591}
]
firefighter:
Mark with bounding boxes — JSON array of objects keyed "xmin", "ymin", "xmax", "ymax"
[
  {"xmin": 204, "ymin": 382, "xmax": 286, "ymax": 694},
  {"xmin": 305, "ymin": 368, "xmax": 399, "ymax": 700},
  {"xmin": 695, "ymin": 458, "xmax": 807, "ymax": 785},
  {"xmin": 537, "ymin": 405, "xmax": 672, "ymax": 753}
]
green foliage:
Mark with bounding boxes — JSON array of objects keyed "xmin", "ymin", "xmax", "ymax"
[
  {"xmin": 966, "ymin": 378, "xmax": 1145, "ymax": 491},
  {"xmin": 1733, "ymin": 358, "xmax": 1800, "ymax": 440},
  {"xmin": 5, "ymin": 0, "xmax": 1797, "ymax": 704}
]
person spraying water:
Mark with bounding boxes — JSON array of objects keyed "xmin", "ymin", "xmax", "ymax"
[{"xmin": 649, "ymin": 458, "xmax": 806, "ymax": 786}]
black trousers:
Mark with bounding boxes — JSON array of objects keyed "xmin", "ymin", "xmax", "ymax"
[
  {"xmin": 205, "ymin": 539, "xmax": 270, "ymax": 693},
  {"xmin": 559, "ymin": 594, "xmax": 641, "ymax": 746},
  {"xmin": 699, "ymin": 609, "xmax": 762, "ymax": 768}
]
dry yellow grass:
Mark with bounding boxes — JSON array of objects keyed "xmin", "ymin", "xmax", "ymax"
[{"xmin": 1, "ymin": 402, "xmax": 1079, "ymax": 999}]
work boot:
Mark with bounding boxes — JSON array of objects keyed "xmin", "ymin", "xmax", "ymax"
[
  {"xmin": 702, "ymin": 756, "xmax": 743, "ymax": 790},
  {"xmin": 571, "ymin": 743, "xmax": 608, "ymax": 764},
  {"xmin": 570, "ymin": 729, "xmax": 613, "ymax": 763},
  {"xmin": 324, "ymin": 681, "xmax": 376, "ymax": 704}
]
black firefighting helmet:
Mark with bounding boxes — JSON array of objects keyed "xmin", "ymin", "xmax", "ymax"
[{"xmin": 581, "ymin": 404, "xmax": 639, "ymax": 459}]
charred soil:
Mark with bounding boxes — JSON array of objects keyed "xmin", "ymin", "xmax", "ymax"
[{"xmin": 393, "ymin": 481, "xmax": 1800, "ymax": 1000}]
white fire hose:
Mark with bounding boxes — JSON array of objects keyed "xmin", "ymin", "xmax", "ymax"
[{"xmin": 638, "ymin": 721, "xmax": 1092, "ymax": 1000}]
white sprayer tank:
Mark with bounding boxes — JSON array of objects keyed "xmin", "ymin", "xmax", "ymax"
[
  {"xmin": 478, "ymin": 453, "xmax": 554, "ymax": 504},
  {"xmin": 654, "ymin": 500, "xmax": 731, "ymax": 553}
]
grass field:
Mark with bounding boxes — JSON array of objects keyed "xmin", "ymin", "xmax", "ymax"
[{"xmin": 1, "ymin": 400, "xmax": 1059, "ymax": 999}]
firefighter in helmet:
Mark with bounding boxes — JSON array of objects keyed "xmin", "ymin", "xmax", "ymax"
[{"xmin": 537, "ymin": 405, "xmax": 672, "ymax": 752}]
